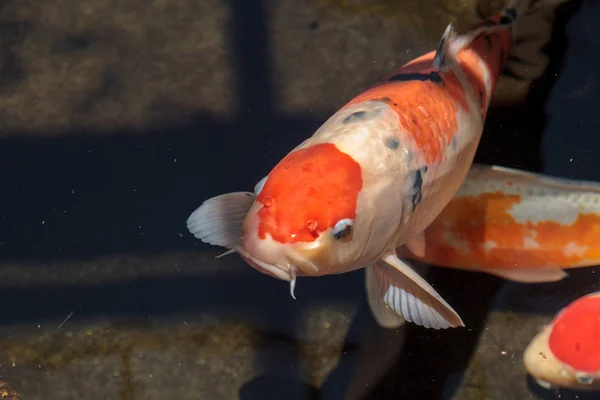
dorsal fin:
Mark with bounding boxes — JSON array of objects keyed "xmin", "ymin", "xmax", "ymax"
[
  {"xmin": 432, "ymin": 24, "xmax": 456, "ymax": 71},
  {"xmin": 432, "ymin": 3, "xmax": 520, "ymax": 72}
]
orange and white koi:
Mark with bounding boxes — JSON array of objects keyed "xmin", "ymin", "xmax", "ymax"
[
  {"xmin": 186, "ymin": 0, "xmax": 568, "ymax": 330},
  {"xmin": 523, "ymin": 291, "xmax": 600, "ymax": 391},
  {"xmin": 397, "ymin": 164, "xmax": 600, "ymax": 283}
]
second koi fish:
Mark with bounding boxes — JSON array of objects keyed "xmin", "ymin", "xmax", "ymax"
[
  {"xmin": 397, "ymin": 164, "xmax": 600, "ymax": 283},
  {"xmin": 186, "ymin": 0, "xmax": 569, "ymax": 330},
  {"xmin": 524, "ymin": 291, "xmax": 600, "ymax": 390}
]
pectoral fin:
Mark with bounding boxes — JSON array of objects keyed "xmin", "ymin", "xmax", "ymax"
[
  {"xmin": 186, "ymin": 192, "xmax": 255, "ymax": 252},
  {"xmin": 488, "ymin": 268, "xmax": 568, "ymax": 283},
  {"xmin": 365, "ymin": 265, "xmax": 406, "ymax": 329},
  {"xmin": 374, "ymin": 253, "xmax": 464, "ymax": 329}
]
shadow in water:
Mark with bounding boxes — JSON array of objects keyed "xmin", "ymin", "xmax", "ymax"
[
  {"xmin": 240, "ymin": 374, "xmax": 320, "ymax": 400},
  {"xmin": 541, "ymin": 0, "xmax": 600, "ymax": 179},
  {"xmin": 0, "ymin": 266, "xmax": 371, "ymax": 327},
  {"xmin": 0, "ymin": 115, "xmax": 320, "ymax": 262},
  {"xmin": 0, "ymin": 0, "xmax": 321, "ymax": 264},
  {"xmin": 320, "ymin": 297, "xmax": 409, "ymax": 400},
  {"xmin": 353, "ymin": 269, "xmax": 504, "ymax": 400},
  {"xmin": 474, "ymin": 0, "xmax": 584, "ymax": 173}
]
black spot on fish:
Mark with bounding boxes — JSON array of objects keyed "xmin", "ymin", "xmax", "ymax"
[
  {"xmin": 384, "ymin": 71, "xmax": 443, "ymax": 84},
  {"xmin": 410, "ymin": 168, "xmax": 426, "ymax": 211},
  {"xmin": 499, "ymin": 15, "xmax": 513, "ymax": 25},
  {"xmin": 378, "ymin": 96, "xmax": 401, "ymax": 108},
  {"xmin": 343, "ymin": 111, "xmax": 367, "ymax": 124},
  {"xmin": 385, "ymin": 137, "xmax": 400, "ymax": 150}
]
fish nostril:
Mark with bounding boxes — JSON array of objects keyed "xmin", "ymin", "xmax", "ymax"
[
  {"xmin": 263, "ymin": 196, "xmax": 274, "ymax": 207},
  {"xmin": 306, "ymin": 220, "xmax": 318, "ymax": 232}
]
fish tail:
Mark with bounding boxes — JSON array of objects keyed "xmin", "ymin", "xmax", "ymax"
[
  {"xmin": 498, "ymin": 0, "xmax": 572, "ymax": 80},
  {"xmin": 434, "ymin": 0, "xmax": 571, "ymax": 79}
]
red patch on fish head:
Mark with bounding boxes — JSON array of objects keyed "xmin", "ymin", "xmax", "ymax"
[
  {"xmin": 548, "ymin": 295, "xmax": 600, "ymax": 373},
  {"xmin": 256, "ymin": 143, "xmax": 363, "ymax": 244}
]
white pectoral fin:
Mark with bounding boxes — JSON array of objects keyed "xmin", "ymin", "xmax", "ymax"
[
  {"xmin": 488, "ymin": 268, "xmax": 568, "ymax": 283},
  {"xmin": 365, "ymin": 265, "xmax": 407, "ymax": 329},
  {"xmin": 186, "ymin": 191, "xmax": 255, "ymax": 251},
  {"xmin": 375, "ymin": 253, "xmax": 464, "ymax": 329}
]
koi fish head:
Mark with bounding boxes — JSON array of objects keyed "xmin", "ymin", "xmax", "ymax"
[
  {"xmin": 523, "ymin": 291, "xmax": 600, "ymax": 391},
  {"xmin": 238, "ymin": 101, "xmax": 408, "ymax": 286}
]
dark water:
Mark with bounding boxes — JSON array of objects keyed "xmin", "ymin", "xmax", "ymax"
[{"xmin": 0, "ymin": 0, "xmax": 598, "ymax": 399}]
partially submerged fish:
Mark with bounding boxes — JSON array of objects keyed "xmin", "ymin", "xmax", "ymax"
[
  {"xmin": 186, "ymin": 0, "xmax": 568, "ymax": 330},
  {"xmin": 397, "ymin": 164, "xmax": 600, "ymax": 283},
  {"xmin": 523, "ymin": 291, "xmax": 600, "ymax": 391}
]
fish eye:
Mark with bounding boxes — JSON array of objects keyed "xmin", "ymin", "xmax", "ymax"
[
  {"xmin": 254, "ymin": 176, "xmax": 268, "ymax": 196},
  {"xmin": 575, "ymin": 373, "xmax": 594, "ymax": 385},
  {"xmin": 332, "ymin": 218, "xmax": 353, "ymax": 240}
]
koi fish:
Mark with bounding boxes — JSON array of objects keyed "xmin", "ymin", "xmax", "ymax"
[
  {"xmin": 186, "ymin": 0, "xmax": 568, "ymax": 330},
  {"xmin": 523, "ymin": 291, "xmax": 600, "ymax": 391},
  {"xmin": 397, "ymin": 164, "xmax": 600, "ymax": 283}
]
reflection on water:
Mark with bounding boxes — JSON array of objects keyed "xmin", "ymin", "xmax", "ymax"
[{"xmin": 0, "ymin": 0, "xmax": 598, "ymax": 399}]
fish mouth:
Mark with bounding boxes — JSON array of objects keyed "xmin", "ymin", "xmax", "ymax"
[
  {"xmin": 234, "ymin": 245, "xmax": 293, "ymax": 281},
  {"xmin": 234, "ymin": 244, "xmax": 308, "ymax": 299}
]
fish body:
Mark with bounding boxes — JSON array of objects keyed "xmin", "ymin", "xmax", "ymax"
[
  {"xmin": 397, "ymin": 164, "xmax": 600, "ymax": 283},
  {"xmin": 523, "ymin": 291, "xmax": 600, "ymax": 391},
  {"xmin": 186, "ymin": 0, "xmax": 568, "ymax": 330}
]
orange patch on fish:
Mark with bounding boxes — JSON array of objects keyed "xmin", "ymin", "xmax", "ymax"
[
  {"xmin": 474, "ymin": 30, "xmax": 510, "ymax": 83},
  {"xmin": 548, "ymin": 295, "xmax": 600, "ymax": 373},
  {"xmin": 343, "ymin": 53, "xmax": 468, "ymax": 165},
  {"xmin": 256, "ymin": 143, "xmax": 363, "ymax": 244},
  {"xmin": 414, "ymin": 192, "xmax": 600, "ymax": 269},
  {"xmin": 453, "ymin": 26, "xmax": 510, "ymax": 119},
  {"xmin": 457, "ymin": 50, "xmax": 488, "ymax": 118}
]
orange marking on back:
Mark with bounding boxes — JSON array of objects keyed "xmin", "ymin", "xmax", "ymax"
[
  {"xmin": 343, "ymin": 53, "xmax": 468, "ymax": 165},
  {"xmin": 340, "ymin": 17, "xmax": 512, "ymax": 164},
  {"xmin": 409, "ymin": 192, "xmax": 600, "ymax": 269},
  {"xmin": 457, "ymin": 50, "xmax": 487, "ymax": 118},
  {"xmin": 548, "ymin": 295, "xmax": 600, "ymax": 372},
  {"xmin": 457, "ymin": 19, "xmax": 512, "ymax": 118},
  {"xmin": 256, "ymin": 143, "xmax": 363, "ymax": 244},
  {"xmin": 473, "ymin": 17, "xmax": 511, "ymax": 74}
]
